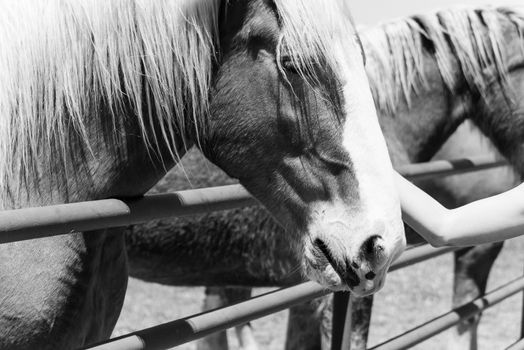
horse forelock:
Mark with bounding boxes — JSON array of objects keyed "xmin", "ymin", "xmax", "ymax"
[
  {"xmin": 363, "ymin": 5, "xmax": 524, "ymax": 115},
  {"xmin": 273, "ymin": 0, "xmax": 360, "ymax": 86},
  {"xmin": 0, "ymin": 0, "xmax": 221, "ymax": 198}
]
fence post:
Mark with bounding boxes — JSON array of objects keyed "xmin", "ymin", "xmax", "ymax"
[
  {"xmin": 331, "ymin": 292, "xmax": 352, "ymax": 350},
  {"xmin": 521, "ymin": 268, "xmax": 524, "ymax": 339}
]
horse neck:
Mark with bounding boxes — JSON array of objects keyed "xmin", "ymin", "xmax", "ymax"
[
  {"xmin": 470, "ymin": 65, "xmax": 524, "ymax": 174},
  {"xmin": 364, "ymin": 36, "xmax": 470, "ymax": 164},
  {"xmin": 364, "ymin": 7, "xmax": 524, "ymax": 165},
  {"xmin": 3, "ymin": 111, "xmax": 181, "ymax": 210},
  {"xmin": 467, "ymin": 19, "xmax": 524, "ymax": 173}
]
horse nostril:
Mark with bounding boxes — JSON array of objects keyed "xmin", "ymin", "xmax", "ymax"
[
  {"xmin": 362, "ymin": 235, "xmax": 385, "ymax": 258},
  {"xmin": 365, "ymin": 271, "xmax": 376, "ymax": 280}
]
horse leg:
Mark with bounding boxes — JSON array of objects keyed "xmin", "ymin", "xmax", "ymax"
[
  {"xmin": 223, "ymin": 288, "xmax": 258, "ymax": 350},
  {"xmin": 285, "ymin": 298, "xmax": 325, "ymax": 350},
  {"xmin": 448, "ymin": 243, "xmax": 504, "ymax": 350},
  {"xmin": 197, "ymin": 287, "xmax": 257, "ymax": 350},
  {"xmin": 198, "ymin": 287, "xmax": 229, "ymax": 350},
  {"xmin": 285, "ymin": 293, "xmax": 372, "ymax": 350},
  {"xmin": 348, "ymin": 296, "xmax": 374, "ymax": 349}
]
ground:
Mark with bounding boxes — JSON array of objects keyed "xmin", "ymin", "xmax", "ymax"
[{"xmin": 113, "ymin": 236, "xmax": 524, "ymax": 349}]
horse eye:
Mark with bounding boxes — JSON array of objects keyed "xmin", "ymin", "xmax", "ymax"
[{"xmin": 281, "ymin": 56, "xmax": 300, "ymax": 74}]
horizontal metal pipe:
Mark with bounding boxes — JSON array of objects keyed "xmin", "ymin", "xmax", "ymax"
[
  {"xmin": 83, "ymin": 244, "xmax": 456, "ymax": 350},
  {"xmin": 399, "ymin": 155, "xmax": 507, "ymax": 181},
  {"xmin": 370, "ymin": 276, "xmax": 524, "ymax": 350},
  {"xmin": 75, "ymin": 156, "xmax": 505, "ymax": 350},
  {"xmin": 0, "ymin": 157, "xmax": 506, "ymax": 243},
  {"xmin": 506, "ymin": 338, "xmax": 524, "ymax": 350},
  {"xmin": 389, "ymin": 244, "xmax": 460, "ymax": 272},
  {"xmin": 0, "ymin": 185, "xmax": 256, "ymax": 244},
  {"xmin": 83, "ymin": 281, "xmax": 327, "ymax": 350}
]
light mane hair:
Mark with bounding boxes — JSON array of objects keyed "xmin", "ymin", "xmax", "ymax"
[
  {"xmin": 274, "ymin": 0, "xmax": 359, "ymax": 80},
  {"xmin": 0, "ymin": 0, "xmax": 358, "ymax": 197},
  {"xmin": 363, "ymin": 5, "xmax": 524, "ymax": 114},
  {"xmin": 0, "ymin": 0, "xmax": 220, "ymax": 195}
]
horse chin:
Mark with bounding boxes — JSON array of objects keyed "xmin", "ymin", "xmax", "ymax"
[
  {"xmin": 302, "ymin": 257, "xmax": 343, "ymax": 289},
  {"xmin": 351, "ymin": 269, "xmax": 388, "ymax": 296}
]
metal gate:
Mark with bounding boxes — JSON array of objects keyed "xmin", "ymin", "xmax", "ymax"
[{"xmin": 0, "ymin": 155, "xmax": 518, "ymax": 350}]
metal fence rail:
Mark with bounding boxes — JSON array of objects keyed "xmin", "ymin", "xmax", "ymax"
[
  {"xmin": 0, "ymin": 185, "xmax": 255, "ymax": 244},
  {"xmin": 398, "ymin": 155, "xmax": 506, "ymax": 181},
  {"xmin": 370, "ymin": 276, "xmax": 524, "ymax": 350},
  {"xmin": 507, "ymin": 338, "xmax": 524, "ymax": 350},
  {"xmin": 0, "ymin": 155, "xmax": 507, "ymax": 244},
  {"xmin": 0, "ymin": 155, "xmax": 511, "ymax": 350},
  {"xmin": 84, "ymin": 244, "xmax": 460, "ymax": 350}
]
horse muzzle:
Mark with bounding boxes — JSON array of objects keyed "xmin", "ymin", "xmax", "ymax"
[{"xmin": 302, "ymin": 217, "xmax": 405, "ymax": 296}]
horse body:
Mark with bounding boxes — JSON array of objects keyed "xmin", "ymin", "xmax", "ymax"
[
  {"xmin": 124, "ymin": 5, "xmax": 524, "ymax": 350},
  {"xmin": 0, "ymin": 1, "xmax": 399, "ymax": 348}
]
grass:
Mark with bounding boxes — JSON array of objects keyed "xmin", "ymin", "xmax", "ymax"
[{"xmin": 113, "ymin": 236, "xmax": 524, "ymax": 349}]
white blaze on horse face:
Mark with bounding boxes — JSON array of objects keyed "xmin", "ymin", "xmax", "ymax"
[
  {"xmin": 304, "ymin": 45, "xmax": 406, "ymax": 296},
  {"xmin": 342, "ymin": 48, "xmax": 406, "ymax": 294}
]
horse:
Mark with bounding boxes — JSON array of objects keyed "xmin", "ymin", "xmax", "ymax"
[
  {"xmin": 0, "ymin": 1, "xmax": 406, "ymax": 348},
  {"xmin": 123, "ymin": 5, "xmax": 524, "ymax": 350}
]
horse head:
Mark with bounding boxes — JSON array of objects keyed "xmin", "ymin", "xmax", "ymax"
[{"xmin": 203, "ymin": 0, "xmax": 405, "ymax": 296}]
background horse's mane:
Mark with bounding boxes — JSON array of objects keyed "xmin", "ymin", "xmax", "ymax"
[
  {"xmin": 0, "ymin": 0, "xmax": 357, "ymax": 196},
  {"xmin": 363, "ymin": 5, "xmax": 524, "ymax": 114}
]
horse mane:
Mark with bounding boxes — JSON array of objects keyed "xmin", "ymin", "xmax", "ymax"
[
  {"xmin": 0, "ymin": 0, "xmax": 358, "ymax": 197},
  {"xmin": 274, "ymin": 0, "xmax": 358, "ymax": 81},
  {"xmin": 0, "ymin": 0, "xmax": 221, "ymax": 195},
  {"xmin": 363, "ymin": 5, "xmax": 524, "ymax": 114}
]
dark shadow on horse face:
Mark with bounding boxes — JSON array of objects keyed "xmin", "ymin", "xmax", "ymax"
[{"xmin": 203, "ymin": 0, "xmax": 405, "ymax": 296}]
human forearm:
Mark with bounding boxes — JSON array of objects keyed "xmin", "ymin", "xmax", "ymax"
[
  {"xmin": 441, "ymin": 183, "xmax": 524, "ymax": 246},
  {"xmin": 394, "ymin": 171, "xmax": 450, "ymax": 246},
  {"xmin": 395, "ymin": 171, "xmax": 524, "ymax": 247}
]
